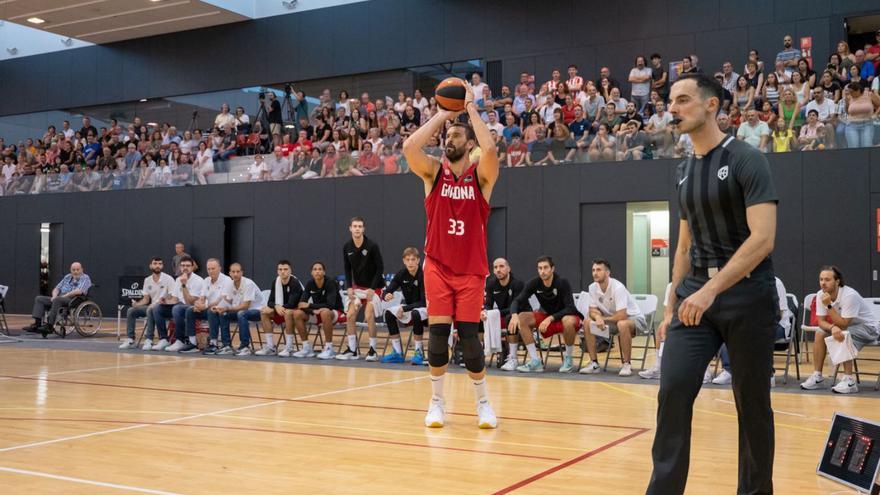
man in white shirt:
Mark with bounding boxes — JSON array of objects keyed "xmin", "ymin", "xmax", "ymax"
[
  {"xmin": 801, "ymin": 266, "xmax": 880, "ymax": 394},
  {"xmin": 804, "ymin": 87, "xmax": 838, "ymax": 146},
  {"xmin": 645, "ymin": 101, "xmax": 675, "ymax": 158},
  {"xmin": 156, "ymin": 255, "xmax": 206, "ymax": 353},
  {"xmin": 267, "ymin": 146, "xmax": 291, "ymax": 181},
  {"xmin": 217, "ymin": 263, "xmax": 263, "ymax": 356},
  {"xmin": 485, "ymin": 111, "xmax": 504, "ymax": 136},
  {"xmin": 201, "ymin": 259, "xmax": 236, "ymax": 355},
  {"xmin": 470, "ymin": 72, "xmax": 488, "ymax": 106},
  {"xmin": 566, "ymin": 64, "xmax": 584, "ymax": 94},
  {"xmin": 119, "ymin": 257, "xmax": 176, "ymax": 351},
  {"xmin": 719, "ymin": 62, "xmax": 740, "ymax": 94},
  {"xmin": 628, "ymin": 56, "xmax": 653, "ymax": 112},
  {"xmin": 584, "ymin": 258, "xmax": 648, "ymax": 377},
  {"xmin": 736, "ymin": 110, "xmax": 770, "ymax": 151}
]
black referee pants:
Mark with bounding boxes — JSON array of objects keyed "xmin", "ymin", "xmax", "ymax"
[{"xmin": 647, "ymin": 268, "xmax": 777, "ymax": 495}]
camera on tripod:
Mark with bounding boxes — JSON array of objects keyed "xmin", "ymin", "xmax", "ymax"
[{"xmin": 284, "ymin": 83, "xmax": 294, "ymax": 96}]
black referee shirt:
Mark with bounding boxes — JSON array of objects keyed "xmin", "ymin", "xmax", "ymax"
[{"xmin": 676, "ymin": 135, "xmax": 777, "ymax": 268}]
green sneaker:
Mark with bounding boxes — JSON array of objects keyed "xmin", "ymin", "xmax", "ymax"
[
  {"xmin": 516, "ymin": 358, "xmax": 544, "ymax": 373},
  {"xmin": 559, "ymin": 356, "xmax": 575, "ymax": 373}
]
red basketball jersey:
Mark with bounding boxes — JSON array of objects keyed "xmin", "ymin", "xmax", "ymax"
[{"xmin": 424, "ymin": 159, "xmax": 490, "ymax": 276}]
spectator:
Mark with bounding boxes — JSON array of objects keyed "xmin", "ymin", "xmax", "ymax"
[
  {"xmin": 522, "ymin": 112, "xmax": 544, "ymax": 144},
  {"xmin": 818, "ymin": 70, "xmax": 842, "ymax": 102},
  {"xmin": 79, "ymin": 117, "xmax": 98, "ymax": 140},
  {"xmin": 737, "ymin": 109, "xmax": 771, "ymax": 151},
  {"xmin": 719, "ymin": 61, "xmax": 740, "ymax": 93},
  {"xmin": 334, "ymin": 144, "xmax": 357, "ymax": 176},
  {"xmin": 412, "ymin": 88, "xmax": 428, "ymax": 113},
  {"xmin": 805, "ymin": 86, "xmax": 838, "ymax": 144},
  {"xmin": 298, "ymin": 148, "xmax": 321, "ymax": 178},
  {"xmin": 796, "ymin": 57, "xmax": 816, "ymax": 88},
  {"xmin": 744, "ymin": 48, "xmax": 765, "ymax": 74},
  {"xmin": 771, "ymin": 119, "xmax": 796, "ymax": 152},
  {"xmin": 24, "ymin": 262, "xmax": 91, "ymax": 335},
  {"xmin": 608, "ymin": 87, "xmax": 628, "ymax": 114},
  {"xmin": 470, "ymin": 72, "xmax": 488, "ymax": 104},
  {"xmin": 743, "ymin": 60, "xmax": 764, "ymax": 96},
  {"xmin": 380, "ymin": 146, "xmax": 399, "ymax": 175},
  {"xmin": 867, "ymin": 29, "xmax": 880, "ymax": 72},
  {"xmin": 776, "ymin": 34, "xmax": 800, "ymax": 74},
  {"xmin": 267, "ymin": 146, "xmax": 290, "ymax": 180},
  {"xmin": 319, "ymin": 145, "xmax": 338, "ymax": 178},
  {"xmin": 566, "ymin": 64, "xmax": 584, "ymax": 94},
  {"xmin": 248, "ymin": 153, "xmax": 268, "ymax": 182},
  {"xmin": 620, "ymin": 101, "xmax": 643, "ymax": 128},
  {"xmin": 587, "ymin": 123, "xmax": 616, "ymax": 162},
  {"xmin": 596, "ymin": 67, "xmax": 620, "ymax": 91},
  {"xmin": 265, "ymin": 92, "xmax": 283, "ymax": 148},
  {"xmin": 800, "ymin": 266, "xmax": 880, "ymax": 394},
  {"xmin": 526, "ymin": 127, "xmax": 554, "ymax": 165},
  {"xmin": 732, "ymin": 76, "xmax": 755, "ymax": 114},
  {"xmin": 123, "ymin": 143, "xmax": 142, "ymax": 170},
  {"xmin": 580, "ymin": 84, "xmax": 606, "ymax": 122},
  {"xmin": 771, "ymin": 59, "xmax": 791, "ymax": 87},
  {"xmin": 827, "ymin": 53, "xmax": 847, "ymax": 82},
  {"xmin": 598, "ymin": 102, "xmax": 623, "ymax": 133},
  {"xmin": 616, "ymin": 120, "xmax": 647, "ymax": 161},
  {"xmin": 679, "ymin": 55, "xmax": 698, "ymax": 75},
  {"xmin": 507, "ymin": 134, "xmax": 528, "ymax": 167},
  {"xmin": 778, "ymin": 88, "xmax": 803, "ymax": 130},
  {"xmin": 762, "ymin": 72, "xmax": 781, "ymax": 108},
  {"xmin": 502, "ymin": 113, "xmax": 522, "ymax": 143},
  {"xmin": 798, "ymin": 110, "xmax": 825, "ymax": 150},
  {"xmin": 790, "ymin": 71, "xmax": 810, "ymax": 105},
  {"xmin": 193, "ymin": 141, "xmax": 214, "ymax": 185},
  {"xmin": 291, "ymin": 130, "xmax": 313, "ymax": 154},
  {"xmin": 645, "ymin": 101, "xmax": 674, "ymax": 157},
  {"xmin": 96, "ymin": 147, "xmax": 115, "ymax": 171},
  {"xmin": 844, "ymin": 82, "xmax": 880, "ymax": 148},
  {"xmin": 549, "ymin": 124, "xmax": 575, "ymax": 163},
  {"xmin": 627, "ymin": 56, "xmax": 652, "ymax": 113},
  {"xmin": 650, "ymin": 53, "xmax": 669, "ymax": 99},
  {"xmin": 82, "ymin": 134, "xmax": 101, "ymax": 168},
  {"xmin": 61, "ymin": 120, "xmax": 74, "ymax": 140},
  {"xmin": 568, "ymin": 106, "xmax": 590, "ymax": 141}
]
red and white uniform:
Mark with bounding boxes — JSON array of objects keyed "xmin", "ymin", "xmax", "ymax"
[{"xmin": 423, "ymin": 158, "xmax": 490, "ymax": 321}]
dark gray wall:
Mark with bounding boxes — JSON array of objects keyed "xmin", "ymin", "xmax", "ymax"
[
  {"xmin": 1, "ymin": 0, "xmax": 877, "ymax": 117},
  {"xmin": 2, "ymin": 150, "xmax": 879, "ymax": 315}
]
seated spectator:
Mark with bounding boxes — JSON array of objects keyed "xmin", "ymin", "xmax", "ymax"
[
  {"xmin": 291, "ymin": 130, "xmax": 313, "ymax": 154},
  {"xmin": 194, "ymin": 141, "xmax": 214, "ymax": 185},
  {"xmin": 355, "ymin": 141, "xmax": 381, "ymax": 175},
  {"xmin": 248, "ymin": 153, "xmax": 268, "ymax": 182},
  {"xmin": 267, "ymin": 146, "xmax": 291, "ymax": 180},
  {"xmin": 154, "ymin": 255, "xmax": 205, "ymax": 353},
  {"xmin": 200, "ymin": 259, "xmax": 236, "ymax": 355},
  {"xmin": 527, "ymin": 127, "xmax": 554, "ymax": 165},
  {"xmin": 771, "ymin": 119, "xmax": 796, "ymax": 152},
  {"xmin": 719, "ymin": 61, "xmax": 740, "ymax": 93},
  {"xmin": 801, "ymin": 266, "xmax": 880, "ymax": 394},
  {"xmin": 335, "ymin": 144, "xmax": 358, "ymax": 176},
  {"xmin": 818, "ymin": 70, "xmax": 842, "ymax": 102},
  {"xmin": 549, "ymin": 125, "xmax": 575, "ymax": 163},
  {"xmin": 587, "ymin": 123, "xmax": 616, "ymax": 162},
  {"xmin": 777, "ymin": 88, "xmax": 803, "ymax": 130},
  {"xmin": 743, "ymin": 60, "xmax": 764, "ymax": 96},
  {"xmin": 380, "ymin": 247, "xmax": 427, "ymax": 365},
  {"xmin": 320, "ymin": 145, "xmax": 338, "ymax": 177},
  {"xmin": 620, "ymin": 102, "xmax": 643, "ymax": 127},
  {"xmin": 673, "ymin": 122, "xmax": 693, "ymax": 157},
  {"xmin": 757, "ymin": 101, "xmax": 778, "ymax": 129},
  {"xmin": 579, "ymin": 85, "xmax": 605, "ymax": 124},
  {"xmin": 297, "ymin": 148, "xmax": 321, "ymax": 179},
  {"xmin": 214, "ymin": 104, "xmax": 236, "ymax": 131},
  {"xmin": 381, "ymin": 146, "xmax": 399, "ymax": 175},
  {"xmin": 762, "ymin": 73, "xmax": 781, "ymax": 108},
  {"xmin": 506, "ymin": 256, "xmax": 583, "ymax": 373},
  {"xmin": 855, "ymin": 49, "xmax": 875, "ymax": 82},
  {"xmin": 598, "ymin": 102, "xmax": 623, "ymax": 133},
  {"xmin": 737, "ymin": 109, "xmax": 771, "ymax": 151},
  {"xmin": 522, "ymin": 112, "xmax": 544, "ymax": 144},
  {"xmin": 234, "ymin": 106, "xmax": 250, "ymax": 133},
  {"xmin": 255, "ymin": 260, "xmax": 304, "ymax": 357},
  {"xmin": 506, "ymin": 134, "xmax": 528, "ymax": 167},
  {"xmin": 732, "ymin": 76, "xmax": 755, "ymax": 114},
  {"xmin": 23, "ymin": 262, "xmax": 91, "ymax": 336},
  {"xmin": 645, "ymin": 101, "xmax": 674, "ymax": 158},
  {"xmin": 382, "ymin": 125, "xmax": 403, "ymax": 152},
  {"xmin": 805, "ymin": 86, "xmax": 838, "ymax": 146},
  {"xmin": 82, "ymin": 134, "xmax": 101, "ymax": 168},
  {"xmin": 568, "ymin": 105, "xmax": 590, "ymax": 141},
  {"xmin": 616, "ymin": 120, "xmax": 648, "ymax": 161},
  {"xmin": 502, "ymin": 113, "xmax": 522, "ymax": 144},
  {"xmin": 607, "ymin": 87, "xmax": 628, "ymax": 114},
  {"xmin": 583, "ymin": 259, "xmax": 647, "ymax": 376},
  {"xmin": 798, "ymin": 110, "xmax": 825, "ymax": 150}
]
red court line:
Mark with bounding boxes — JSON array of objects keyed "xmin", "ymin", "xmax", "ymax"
[
  {"xmin": 490, "ymin": 428, "xmax": 651, "ymax": 494},
  {"xmin": 0, "ymin": 375, "xmax": 646, "ymax": 430},
  {"xmin": 0, "ymin": 417, "xmax": 560, "ymax": 461}
]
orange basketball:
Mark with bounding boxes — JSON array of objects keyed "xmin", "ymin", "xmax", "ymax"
[{"xmin": 435, "ymin": 77, "xmax": 467, "ymax": 112}]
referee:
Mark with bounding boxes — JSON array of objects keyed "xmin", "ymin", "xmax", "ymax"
[{"xmin": 647, "ymin": 73, "xmax": 778, "ymax": 495}]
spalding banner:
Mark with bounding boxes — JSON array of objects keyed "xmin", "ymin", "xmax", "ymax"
[{"xmin": 118, "ymin": 276, "xmax": 146, "ymax": 306}]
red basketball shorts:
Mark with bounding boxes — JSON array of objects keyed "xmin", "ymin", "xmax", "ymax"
[
  {"xmin": 533, "ymin": 311, "xmax": 582, "ymax": 338},
  {"xmin": 423, "ymin": 256, "xmax": 484, "ymax": 322}
]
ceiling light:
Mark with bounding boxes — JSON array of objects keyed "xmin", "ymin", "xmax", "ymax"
[{"xmin": 27, "ymin": 17, "xmax": 45, "ymax": 24}]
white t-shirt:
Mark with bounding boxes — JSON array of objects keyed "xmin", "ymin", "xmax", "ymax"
[
  {"xmin": 487, "ymin": 122, "xmax": 504, "ymax": 135},
  {"xmin": 471, "ymin": 82, "xmax": 488, "ymax": 103},
  {"xmin": 249, "ymin": 161, "xmax": 267, "ymax": 181},
  {"xmin": 230, "ymin": 276, "xmax": 262, "ymax": 310},
  {"xmin": 677, "ymin": 133, "xmax": 693, "ymax": 155},
  {"xmin": 588, "ymin": 277, "xmax": 643, "ymax": 318},
  {"xmin": 204, "ymin": 273, "xmax": 235, "ymax": 307},
  {"xmin": 815, "ymin": 286, "xmax": 879, "ymax": 330},
  {"xmin": 2, "ymin": 163, "xmax": 15, "ymax": 181},
  {"xmin": 62, "ymin": 128, "xmax": 75, "ymax": 140},
  {"xmin": 648, "ymin": 112, "xmax": 673, "ymax": 130},
  {"xmin": 629, "ymin": 67, "xmax": 653, "ymax": 96},
  {"xmin": 172, "ymin": 272, "xmax": 205, "ymax": 301},
  {"xmin": 775, "ymin": 277, "xmax": 792, "ymax": 335},
  {"xmin": 412, "ymin": 97, "xmax": 428, "ymax": 113},
  {"xmin": 143, "ymin": 272, "xmax": 176, "ymax": 304},
  {"xmin": 804, "ymin": 98, "xmax": 837, "ymax": 121}
]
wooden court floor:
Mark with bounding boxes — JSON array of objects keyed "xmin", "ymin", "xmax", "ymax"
[{"xmin": 0, "ymin": 327, "xmax": 877, "ymax": 493}]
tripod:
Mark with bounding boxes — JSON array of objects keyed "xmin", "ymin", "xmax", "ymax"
[{"xmin": 188, "ymin": 110, "xmax": 200, "ymax": 133}]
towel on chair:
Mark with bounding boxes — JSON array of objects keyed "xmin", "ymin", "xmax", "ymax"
[
  {"xmin": 274, "ymin": 277, "xmax": 285, "ymax": 306},
  {"xmin": 483, "ymin": 309, "xmax": 504, "ymax": 356}
]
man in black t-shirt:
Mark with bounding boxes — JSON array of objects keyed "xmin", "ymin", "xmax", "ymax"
[
  {"xmin": 255, "ymin": 260, "xmax": 304, "ymax": 357},
  {"xmin": 506, "ymin": 256, "xmax": 583, "ymax": 374},
  {"xmin": 647, "ymin": 74, "xmax": 778, "ymax": 495},
  {"xmin": 337, "ymin": 216, "xmax": 385, "ymax": 361},
  {"xmin": 380, "ymin": 247, "xmax": 428, "ymax": 366},
  {"xmin": 292, "ymin": 261, "xmax": 344, "ymax": 360},
  {"xmin": 484, "ymin": 258, "xmax": 525, "ymax": 371},
  {"xmin": 266, "ymin": 92, "xmax": 283, "ymax": 148}
]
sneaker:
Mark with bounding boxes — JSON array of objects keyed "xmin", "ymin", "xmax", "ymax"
[
  {"xmin": 277, "ymin": 347, "xmax": 293, "ymax": 358},
  {"xmin": 236, "ymin": 346, "xmax": 252, "ymax": 357},
  {"xmin": 579, "ymin": 361, "xmax": 601, "ymax": 374},
  {"xmin": 141, "ymin": 340, "xmax": 153, "ymax": 351},
  {"xmin": 152, "ymin": 339, "xmax": 170, "ymax": 351},
  {"xmin": 639, "ymin": 363, "xmax": 661, "ymax": 380},
  {"xmin": 381, "ymin": 351, "xmax": 404, "ymax": 364},
  {"xmin": 293, "ymin": 345, "xmax": 316, "ymax": 358},
  {"xmin": 619, "ymin": 363, "xmax": 633, "ymax": 377},
  {"xmin": 559, "ymin": 356, "xmax": 575, "ymax": 373},
  {"xmin": 500, "ymin": 358, "xmax": 518, "ymax": 372},
  {"xmin": 832, "ymin": 376, "xmax": 859, "ymax": 394},
  {"xmin": 216, "ymin": 346, "xmax": 235, "ymax": 356},
  {"xmin": 118, "ymin": 339, "xmax": 135, "ymax": 350},
  {"xmin": 516, "ymin": 358, "xmax": 544, "ymax": 373},
  {"xmin": 703, "ymin": 368, "xmax": 714, "ymax": 384},
  {"xmin": 316, "ymin": 348, "xmax": 336, "ymax": 360},
  {"xmin": 800, "ymin": 372, "xmax": 825, "ymax": 390},
  {"xmin": 254, "ymin": 346, "xmax": 276, "ymax": 356},
  {"xmin": 179, "ymin": 342, "xmax": 200, "ymax": 354},
  {"xmin": 22, "ymin": 323, "xmax": 39, "ymax": 333},
  {"xmin": 770, "ymin": 374, "xmax": 776, "ymax": 388},
  {"xmin": 712, "ymin": 370, "xmax": 732, "ymax": 385},
  {"xmin": 410, "ymin": 348, "xmax": 425, "ymax": 366},
  {"xmin": 202, "ymin": 344, "xmax": 218, "ymax": 355},
  {"xmin": 335, "ymin": 348, "xmax": 360, "ymax": 360},
  {"xmin": 477, "ymin": 401, "xmax": 497, "ymax": 429},
  {"xmin": 365, "ymin": 347, "xmax": 379, "ymax": 362},
  {"xmin": 165, "ymin": 340, "xmax": 186, "ymax": 352},
  {"xmin": 424, "ymin": 399, "xmax": 445, "ymax": 428}
]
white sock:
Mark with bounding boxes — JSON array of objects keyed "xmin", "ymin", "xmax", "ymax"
[
  {"xmin": 565, "ymin": 345, "xmax": 573, "ymax": 357},
  {"xmin": 508, "ymin": 343, "xmax": 518, "ymax": 360},
  {"xmin": 265, "ymin": 334, "xmax": 274, "ymax": 348},
  {"xmin": 657, "ymin": 341, "xmax": 665, "ymax": 359},
  {"xmin": 210, "ymin": 339, "xmax": 217, "ymax": 346},
  {"xmin": 472, "ymin": 378, "xmax": 488, "ymax": 404},
  {"xmin": 347, "ymin": 334, "xmax": 358, "ymax": 352},
  {"xmin": 188, "ymin": 336, "xmax": 197, "ymax": 345},
  {"xmin": 369, "ymin": 337, "xmax": 377, "ymax": 349},
  {"xmin": 414, "ymin": 340, "xmax": 423, "ymax": 351},
  {"xmin": 526, "ymin": 343, "xmax": 538, "ymax": 361},
  {"xmin": 391, "ymin": 338, "xmax": 402, "ymax": 353},
  {"xmin": 303, "ymin": 340, "xmax": 312, "ymax": 350},
  {"xmin": 324, "ymin": 342, "xmax": 334, "ymax": 351},
  {"xmin": 284, "ymin": 335, "xmax": 294, "ymax": 351},
  {"xmin": 430, "ymin": 375, "xmax": 445, "ymax": 401}
]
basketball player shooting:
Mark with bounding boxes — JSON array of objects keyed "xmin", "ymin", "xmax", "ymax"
[{"xmin": 402, "ymin": 79, "xmax": 500, "ymax": 429}]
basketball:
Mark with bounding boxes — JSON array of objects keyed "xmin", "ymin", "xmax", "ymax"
[{"xmin": 435, "ymin": 77, "xmax": 467, "ymax": 111}]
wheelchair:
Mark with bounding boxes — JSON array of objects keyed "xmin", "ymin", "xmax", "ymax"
[{"xmin": 49, "ymin": 293, "xmax": 103, "ymax": 339}]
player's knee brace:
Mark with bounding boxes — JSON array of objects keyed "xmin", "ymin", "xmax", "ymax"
[
  {"xmin": 411, "ymin": 312, "xmax": 425, "ymax": 336},
  {"xmin": 457, "ymin": 322, "xmax": 485, "ymax": 373},
  {"xmin": 428, "ymin": 323, "xmax": 451, "ymax": 367}
]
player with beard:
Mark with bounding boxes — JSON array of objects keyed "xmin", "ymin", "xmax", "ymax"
[{"xmin": 402, "ymin": 82, "xmax": 500, "ymax": 429}]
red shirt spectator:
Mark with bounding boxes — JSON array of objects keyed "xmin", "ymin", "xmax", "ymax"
[
  {"xmin": 507, "ymin": 136, "xmax": 528, "ymax": 167},
  {"xmin": 357, "ymin": 143, "xmax": 381, "ymax": 174},
  {"xmin": 290, "ymin": 131, "xmax": 313, "ymax": 154},
  {"xmin": 561, "ymin": 100, "xmax": 578, "ymax": 124}
]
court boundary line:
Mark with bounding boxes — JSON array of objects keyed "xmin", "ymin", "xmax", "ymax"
[
  {"xmin": 490, "ymin": 427, "xmax": 651, "ymax": 495},
  {"xmin": 0, "ymin": 465, "xmax": 184, "ymax": 495},
  {"xmin": 0, "ymin": 374, "xmax": 646, "ymax": 430},
  {"xmin": 0, "ymin": 374, "xmax": 428, "ymax": 453},
  {"xmin": 0, "ymin": 357, "xmax": 199, "ymax": 382}
]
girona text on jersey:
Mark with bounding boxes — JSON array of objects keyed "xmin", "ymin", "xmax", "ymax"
[{"xmin": 439, "ymin": 182, "xmax": 476, "ymax": 201}]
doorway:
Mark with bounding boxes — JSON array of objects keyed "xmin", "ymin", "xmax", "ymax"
[{"xmin": 626, "ymin": 202, "xmax": 670, "ymax": 312}]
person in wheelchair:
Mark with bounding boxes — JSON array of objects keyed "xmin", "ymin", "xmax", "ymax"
[{"xmin": 24, "ymin": 262, "xmax": 92, "ymax": 336}]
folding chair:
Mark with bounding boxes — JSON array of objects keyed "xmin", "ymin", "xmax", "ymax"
[
  {"xmin": 255, "ymin": 289, "xmax": 290, "ymax": 350},
  {"xmin": 773, "ymin": 294, "xmax": 800, "ymax": 384},
  {"xmin": 832, "ymin": 298, "xmax": 880, "ymax": 391},
  {"xmin": 631, "ymin": 294, "xmax": 658, "ymax": 371},
  {"xmin": 230, "ymin": 289, "xmax": 266, "ymax": 351},
  {"xmin": 0, "ymin": 284, "xmax": 12, "ymax": 340},
  {"xmin": 800, "ymin": 293, "xmax": 818, "ymax": 364},
  {"xmin": 537, "ymin": 292, "xmax": 589, "ymax": 368},
  {"xmin": 340, "ymin": 290, "xmax": 388, "ymax": 354}
]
